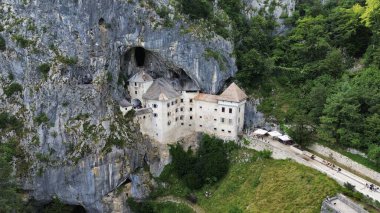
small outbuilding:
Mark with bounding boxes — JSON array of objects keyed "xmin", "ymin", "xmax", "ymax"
[{"xmin": 253, "ymin": 129, "xmax": 268, "ymax": 136}]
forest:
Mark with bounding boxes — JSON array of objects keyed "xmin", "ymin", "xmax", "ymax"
[{"xmin": 177, "ymin": 0, "xmax": 380, "ymax": 165}]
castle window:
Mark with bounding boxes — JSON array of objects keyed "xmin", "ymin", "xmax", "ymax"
[
  {"xmin": 171, "ymin": 101, "xmax": 174, "ymax": 105},
  {"xmin": 222, "ymin": 107, "xmax": 225, "ymax": 112},
  {"xmin": 153, "ymin": 113, "xmax": 158, "ymax": 117},
  {"xmin": 239, "ymin": 107, "xmax": 241, "ymax": 112},
  {"xmin": 167, "ymin": 103, "xmax": 170, "ymax": 107},
  {"xmin": 200, "ymin": 116, "xmax": 202, "ymax": 118},
  {"xmin": 190, "ymin": 99, "xmax": 193, "ymax": 103},
  {"xmin": 222, "ymin": 129, "xmax": 225, "ymax": 132},
  {"xmin": 181, "ymin": 99, "xmax": 184, "ymax": 103},
  {"xmin": 200, "ymin": 106, "xmax": 202, "ymax": 109},
  {"xmin": 189, "ymin": 124, "xmax": 192, "ymax": 126},
  {"xmin": 214, "ymin": 118, "xmax": 217, "ymax": 121},
  {"xmin": 168, "ymin": 121, "xmax": 171, "ymax": 125},
  {"xmin": 176, "ymin": 117, "xmax": 178, "ymax": 121},
  {"xmin": 228, "ymin": 130, "xmax": 231, "ymax": 133},
  {"xmin": 229, "ymin": 108, "xmax": 232, "ymax": 113},
  {"xmin": 153, "ymin": 104, "xmax": 158, "ymax": 108},
  {"xmin": 180, "ymin": 115, "xmax": 184, "ymax": 120},
  {"xmin": 200, "ymin": 125, "xmax": 202, "ymax": 127},
  {"xmin": 143, "ymin": 116, "xmax": 145, "ymax": 119},
  {"xmin": 190, "ymin": 116, "xmax": 193, "ymax": 120},
  {"xmin": 214, "ymin": 109, "xmax": 217, "ymax": 111},
  {"xmin": 176, "ymin": 108, "xmax": 178, "ymax": 112},
  {"xmin": 180, "ymin": 107, "xmax": 184, "ymax": 112},
  {"xmin": 214, "ymin": 128, "xmax": 217, "ymax": 131},
  {"xmin": 135, "ymin": 91, "xmax": 137, "ymax": 95},
  {"xmin": 135, "ymin": 82, "xmax": 137, "ymax": 86},
  {"xmin": 175, "ymin": 100, "xmax": 178, "ymax": 104},
  {"xmin": 181, "ymin": 123, "xmax": 184, "ymax": 126},
  {"xmin": 221, "ymin": 118, "xmax": 225, "ymax": 123},
  {"xmin": 229, "ymin": 119, "xmax": 232, "ymax": 124},
  {"xmin": 190, "ymin": 107, "xmax": 193, "ymax": 111},
  {"xmin": 167, "ymin": 112, "xmax": 171, "ymax": 116}
]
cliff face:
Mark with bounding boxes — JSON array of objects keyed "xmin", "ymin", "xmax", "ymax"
[
  {"xmin": 0, "ymin": 0, "xmax": 293, "ymax": 211},
  {"xmin": 0, "ymin": 0, "xmax": 236, "ymax": 211}
]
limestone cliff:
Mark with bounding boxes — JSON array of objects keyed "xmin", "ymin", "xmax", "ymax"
[{"xmin": 0, "ymin": 0, "xmax": 293, "ymax": 211}]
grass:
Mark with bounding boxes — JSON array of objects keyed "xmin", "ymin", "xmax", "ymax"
[
  {"xmin": 196, "ymin": 151, "xmax": 341, "ymax": 213},
  {"xmin": 153, "ymin": 149, "xmax": 343, "ymax": 212},
  {"xmin": 151, "ymin": 201, "xmax": 194, "ymax": 213}
]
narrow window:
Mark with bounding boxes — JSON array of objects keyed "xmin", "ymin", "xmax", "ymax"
[
  {"xmin": 176, "ymin": 117, "xmax": 178, "ymax": 121},
  {"xmin": 239, "ymin": 107, "xmax": 241, "ymax": 112},
  {"xmin": 180, "ymin": 107, "xmax": 184, "ymax": 112},
  {"xmin": 200, "ymin": 106, "xmax": 202, "ymax": 109},
  {"xmin": 143, "ymin": 116, "xmax": 145, "ymax": 119},
  {"xmin": 222, "ymin": 129, "xmax": 225, "ymax": 132},
  {"xmin": 189, "ymin": 124, "xmax": 192, "ymax": 126},
  {"xmin": 214, "ymin": 118, "xmax": 217, "ymax": 121},
  {"xmin": 228, "ymin": 130, "xmax": 231, "ymax": 133},
  {"xmin": 135, "ymin": 82, "xmax": 137, "ymax": 86},
  {"xmin": 153, "ymin": 113, "xmax": 158, "ymax": 117},
  {"xmin": 153, "ymin": 104, "xmax": 158, "ymax": 108},
  {"xmin": 214, "ymin": 128, "xmax": 217, "ymax": 131},
  {"xmin": 229, "ymin": 119, "xmax": 232, "ymax": 124},
  {"xmin": 168, "ymin": 121, "xmax": 171, "ymax": 126},
  {"xmin": 167, "ymin": 103, "xmax": 170, "ymax": 107},
  {"xmin": 181, "ymin": 123, "xmax": 184, "ymax": 126},
  {"xmin": 190, "ymin": 107, "xmax": 193, "ymax": 111},
  {"xmin": 190, "ymin": 99, "xmax": 193, "ymax": 103},
  {"xmin": 180, "ymin": 115, "xmax": 184, "ymax": 120},
  {"xmin": 200, "ymin": 116, "xmax": 202, "ymax": 118},
  {"xmin": 175, "ymin": 100, "xmax": 178, "ymax": 104},
  {"xmin": 135, "ymin": 91, "xmax": 137, "ymax": 95},
  {"xmin": 200, "ymin": 125, "xmax": 203, "ymax": 127},
  {"xmin": 229, "ymin": 108, "xmax": 232, "ymax": 113},
  {"xmin": 222, "ymin": 107, "xmax": 225, "ymax": 112},
  {"xmin": 181, "ymin": 99, "xmax": 184, "ymax": 103},
  {"xmin": 214, "ymin": 109, "xmax": 217, "ymax": 111},
  {"xmin": 190, "ymin": 116, "xmax": 193, "ymax": 120},
  {"xmin": 221, "ymin": 118, "xmax": 225, "ymax": 123}
]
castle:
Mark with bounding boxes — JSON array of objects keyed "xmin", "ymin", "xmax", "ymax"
[{"xmin": 120, "ymin": 69, "xmax": 247, "ymax": 144}]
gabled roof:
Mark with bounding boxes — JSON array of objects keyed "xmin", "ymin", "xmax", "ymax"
[
  {"xmin": 194, "ymin": 93, "xmax": 219, "ymax": 103},
  {"xmin": 143, "ymin": 78, "xmax": 181, "ymax": 101},
  {"xmin": 128, "ymin": 70, "xmax": 153, "ymax": 83},
  {"xmin": 218, "ymin": 83, "xmax": 247, "ymax": 102},
  {"xmin": 119, "ymin": 99, "xmax": 132, "ymax": 107}
]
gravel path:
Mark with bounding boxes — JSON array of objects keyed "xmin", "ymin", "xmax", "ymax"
[{"xmin": 244, "ymin": 135, "xmax": 380, "ymax": 203}]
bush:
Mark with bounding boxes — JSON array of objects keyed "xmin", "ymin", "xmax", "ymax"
[
  {"xmin": 257, "ymin": 149, "xmax": 273, "ymax": 159},
  {"xmin": 4, "ymin": 83, "xmax": 23, "ymax": 97},
  {"xmin": 38, "ymin": 63, "xmax": 51, "ymax": 79},
  {"xmin": 177, "ymin": 0, "xmax": 213, "ymax": 20},
  {"xmin": 34, "ymin": 113, "xmax": 49, "ymax": 125},
  {"xmin": 0, "ymin": 112, "xmax": 23, "ymax": 134},
  {"xmin": 11, "ymin": 34, "xmax": 34, "ymax": 48},
  {"xmin": 0, "ymin": 35, "xmax": 6, "ymax": 51},
  {"xmin": 169, "ymin": 134, "xmax": 233, "ymax": 190}
]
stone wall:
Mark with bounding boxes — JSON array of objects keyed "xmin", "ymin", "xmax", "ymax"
[{"xmin": 310, "ymin": 144, "xmax": 380, "ymax": 183}]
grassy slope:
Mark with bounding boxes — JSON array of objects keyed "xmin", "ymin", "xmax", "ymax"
[
  {"xmin": 154, "ymin": 149, "xmax": 342, "ymax": 213},
  {"xmin": 151, "ymin": 201, "xmax": 195, "ymax": 213},
  {"xmin": 196, "ymin": 155, "xmax": 340, "ymax": 212}
]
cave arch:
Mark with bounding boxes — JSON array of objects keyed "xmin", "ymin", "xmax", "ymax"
[
  {"xmin": 98, "ymin": 18, "xmax": 105, "ymax": 26},
  {"xmin": 134, "ymin": 47, "xmax": 145, "ymax": 67}
]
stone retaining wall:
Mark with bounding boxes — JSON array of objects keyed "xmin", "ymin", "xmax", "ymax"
[{"xmin": 310, "ymin": 144, "xmax": 380, "ymax": 183}]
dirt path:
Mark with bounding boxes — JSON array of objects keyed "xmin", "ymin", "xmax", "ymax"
[
  {"xmin": 155, "ymin": 196, "xmax": 205, "ymax": 213},
  {"xmin": 245, "ymin": 135, "xmax": 380, "ymax": 203}
]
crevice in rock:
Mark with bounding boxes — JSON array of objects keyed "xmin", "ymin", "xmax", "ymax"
[{"xmin": 134, "ymin": 47, "xmax": 145, "ymax": 67}]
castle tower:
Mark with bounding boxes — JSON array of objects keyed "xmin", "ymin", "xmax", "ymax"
[{"xmin": 127, "ymin": 69, "xmax": 153, "ymax": 107}]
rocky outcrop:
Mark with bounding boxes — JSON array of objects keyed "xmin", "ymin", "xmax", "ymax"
[{"xmin": 0, "ymin": 0, "xmax": 237, "ymax": 211}]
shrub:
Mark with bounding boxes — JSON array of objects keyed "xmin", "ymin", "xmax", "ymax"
[
  {"xmin": 257, "ymin": 149, "xmax": 272, "ymax": 159},
  {"xmin": 38, "ymin": 63, "xmax": 50, "ymax": 79},
  {"xmin": 0, "ymin": 35, "xmax": 6, "ymax": 51},
  {"xmin": 4, "ymin": 83, "xmax": 23, "ymax": 97},
  {"xmin": 34, "ymin": 113, "xmax": 49, "ymax": 125},
  {"xmin": 177, "ymin": 0, "xmax": 213, "ymax": 20},
  {"xmin": 0, "ymin": 112, "xmax": 23, "ymax": 133},
  {"xmin": 11, "ymin": 34, "xmax": 34, "ymax": 48},
  {"xmin": 169, "ymin": 134, "xmax": 233, "ymax": 190}
]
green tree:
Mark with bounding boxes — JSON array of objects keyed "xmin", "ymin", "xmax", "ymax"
[{"xmin": 288, "ymin": 113, "xmax": 315, "ymax": 148}]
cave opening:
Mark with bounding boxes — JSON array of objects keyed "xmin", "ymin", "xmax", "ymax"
[
  {"xmin": 135, "ymin": 47, "xmax": 145, "ymax": 67},
  {"xmin": 98, "ymin": 18, "xmax": 105, "ymax": 26}
]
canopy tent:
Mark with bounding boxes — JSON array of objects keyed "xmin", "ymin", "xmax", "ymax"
[
  {"xmin": 253, "ymin": 129, "xmax": 268, "ymax": 135},
  {"xmin": 278, "ymin": 135, "xmax": 292, "ymax": 142},
  {"xmin": 268, "ymin": 131, "xmax": 282, "ymax": 137}
]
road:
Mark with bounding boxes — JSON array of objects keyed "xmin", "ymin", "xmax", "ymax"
[{"xmin": 244, "ymin": 135, "xmax": 380, "ymax": 203}]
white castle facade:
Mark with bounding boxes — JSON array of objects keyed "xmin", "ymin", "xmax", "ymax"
[{"xmin": 120, "ymin": 70, "xmax": 247, "ymax": 144}]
